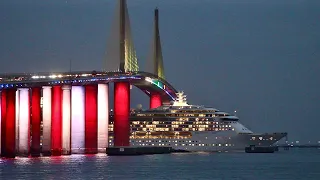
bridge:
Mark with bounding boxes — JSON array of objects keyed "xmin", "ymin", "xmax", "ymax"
[{"xmin": 0, "ymin": 0, "xmax": 177, "ymax": 158}]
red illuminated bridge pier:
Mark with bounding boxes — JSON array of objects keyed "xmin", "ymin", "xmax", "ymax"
[{"xmin": 0, "ymin": 71, "xmax": 177, "ymax": 158}]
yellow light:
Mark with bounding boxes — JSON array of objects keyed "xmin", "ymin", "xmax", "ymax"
[{"xmin": 49, "ymin": 75, "xmax": 57, "ymax": 79}]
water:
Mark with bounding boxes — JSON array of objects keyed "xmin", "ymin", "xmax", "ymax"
[{"xmin": 0, "ymin": 149, "xmax": 319, "ymax": 180}]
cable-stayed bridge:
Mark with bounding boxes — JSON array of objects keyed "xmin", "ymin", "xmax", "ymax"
[{"xmin": 0, "ymin": 0, "xmax": 175, "ymax": 158}]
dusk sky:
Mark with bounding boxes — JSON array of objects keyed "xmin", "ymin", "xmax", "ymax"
[{"xmin": 0, "ymin": 0, "xmax": 319, "ymax": 142}]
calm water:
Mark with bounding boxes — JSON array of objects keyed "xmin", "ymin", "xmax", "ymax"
[{"xmin": 0, "ymin": 149, "xmax": 319, "ymax": 180}]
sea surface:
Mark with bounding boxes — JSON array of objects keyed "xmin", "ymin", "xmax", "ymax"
[{"xmin": 0, "ymin": 149, "xmax": 319, "ymax": 180}]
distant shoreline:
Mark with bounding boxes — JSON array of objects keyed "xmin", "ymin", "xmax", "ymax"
[{"xmin": 275, "ymin": 144, "xmax": 320, "ymax": 148}]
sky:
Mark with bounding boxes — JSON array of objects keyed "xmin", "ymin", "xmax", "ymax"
[{"xmin": 0, "ymin": 0, "xmax": 319, "ymax": 143}]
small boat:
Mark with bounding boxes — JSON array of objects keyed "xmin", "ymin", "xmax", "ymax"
[{"xmin": 245, "ymin": 145, "xmax": 275, "ymax": 153}]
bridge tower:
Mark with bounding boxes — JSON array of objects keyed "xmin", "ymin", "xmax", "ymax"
[
  {"xmin": 147, "ymin": 8, "xmax": 165, "ymax": 109},
  {"xmin": 107, "ymin": 0, "xmax": 137, "ymax": 147},
  {"xmin": 105, "ymin": 0, "xmax": 139, "ymax": 72},
  {"xmin": 149, "ymin": 8, "xmax": 165, "ymax": 79}
]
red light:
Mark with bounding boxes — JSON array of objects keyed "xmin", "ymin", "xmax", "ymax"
[
  {"xmin": 1, "ymin": 90, "xmax": 7, "ymax": 157},
  {"xmin": 85, "ymin": 84, "xmax": 98, "ymax": 154},
  {"xmin": 150, "ymin": 93, "xmax": 162, "ymax": 109},
  {"xmin": 114, "ymin": 82, "xmax": 130, "ymax": 146},
  {"xmin": 31, "ymin": 87, "xmax": 41, "ymax": 156},
  {"xmin": 5, "ymin": 89, "xmax": 16, "ymax": 158},
  {"xmin": 51, "ymin": 86, "xmax": 62, "ymax": 156}
]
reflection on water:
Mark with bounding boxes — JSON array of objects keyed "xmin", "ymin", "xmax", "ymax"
[{"xmin": 0, "ymin": 149, "xmax": 320, "ymax": 180}]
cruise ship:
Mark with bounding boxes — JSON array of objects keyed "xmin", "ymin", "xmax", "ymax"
[{"xmin": 109, "ymin": 92, "xmax": 287, "ymax": 152}]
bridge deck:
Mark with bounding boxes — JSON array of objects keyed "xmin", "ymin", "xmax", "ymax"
[{"xmin": 0, "ymin": 71, "xmax": 177, "ymax": 101}]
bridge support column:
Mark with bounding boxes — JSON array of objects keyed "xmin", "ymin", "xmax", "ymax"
[
  {"xmin": 114, "ymin": 82, "xmax": 130, "ymax": 147},
  {"xmin": 17, "ymin": 88, "xmax": 30, "ymax": 157},
  {"xmin": 71, "ymin": 86, "xmax": 85, "ymax": 154},
  {"xmin": 0, "ymin": 92, "xmax": 1, "ymax": 156},
  {"xmin": 97, "ymin": 84, "xmax": 109, "ymax": 152},
  {"xmin": 15, "ymin": 90, "xmax": 19, "ymax": 154},
  {"xmin": 4, "ymin": 89, "xmax": 16, "ymax": 158},
  {"xmin": 42, "ymin": 86, "xmax": 52, "ymax": 156},
  {"xmin": 31, "ymin": 87, "xmax": 41, "ymax": 157},
  {"xmin": 62, "ymin": 85, "xmax": 71, "ymax": 155},
  {"xmin": 85, "ymin": 85, "xmax": 98, "ymax": 154},
  {"xmin": 150, "ymin": 93, "xmax": 162, "ymax": 109},
  {"xmin": 0, "ymin": 90, "xmax": 6, "ymax": 157},
  {"xmin": 51, "ymin": 86, "xmax": 62, "ymax": 156}
]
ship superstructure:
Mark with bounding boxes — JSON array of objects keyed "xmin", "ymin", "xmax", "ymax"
[{"xmin": 108, "ymin": 92, "xmax": 287, "ymax": 151}]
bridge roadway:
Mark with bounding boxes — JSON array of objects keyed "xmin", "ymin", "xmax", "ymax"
[{"xmin": 0, "ymin": 71, "xmax": 177, "ymax": 102}]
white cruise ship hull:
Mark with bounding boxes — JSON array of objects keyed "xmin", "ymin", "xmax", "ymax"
[{"xmin": 128, "ymin": 131, "xmax": 287, "ymax": 152}]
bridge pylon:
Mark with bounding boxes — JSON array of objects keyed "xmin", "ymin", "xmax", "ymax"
[
  {"xmin": 146, "ymin": 8, "xmax": 165, "ymax": 80},
  {"xmin": 105, "ymin": 0, "xmax": 139, "ymax": 72},
  {"xmin": 146, "ymin": 8, "xmax": 165, "ymax": 109}
]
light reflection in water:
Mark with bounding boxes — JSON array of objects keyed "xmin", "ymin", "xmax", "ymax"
[
  {"xmin": 14, "ymin": 157, "xmax": 34, "ymax": 165},
  {"xmin": 0, "ymin": 151, "xmax": 319, "ymax": 180}
]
